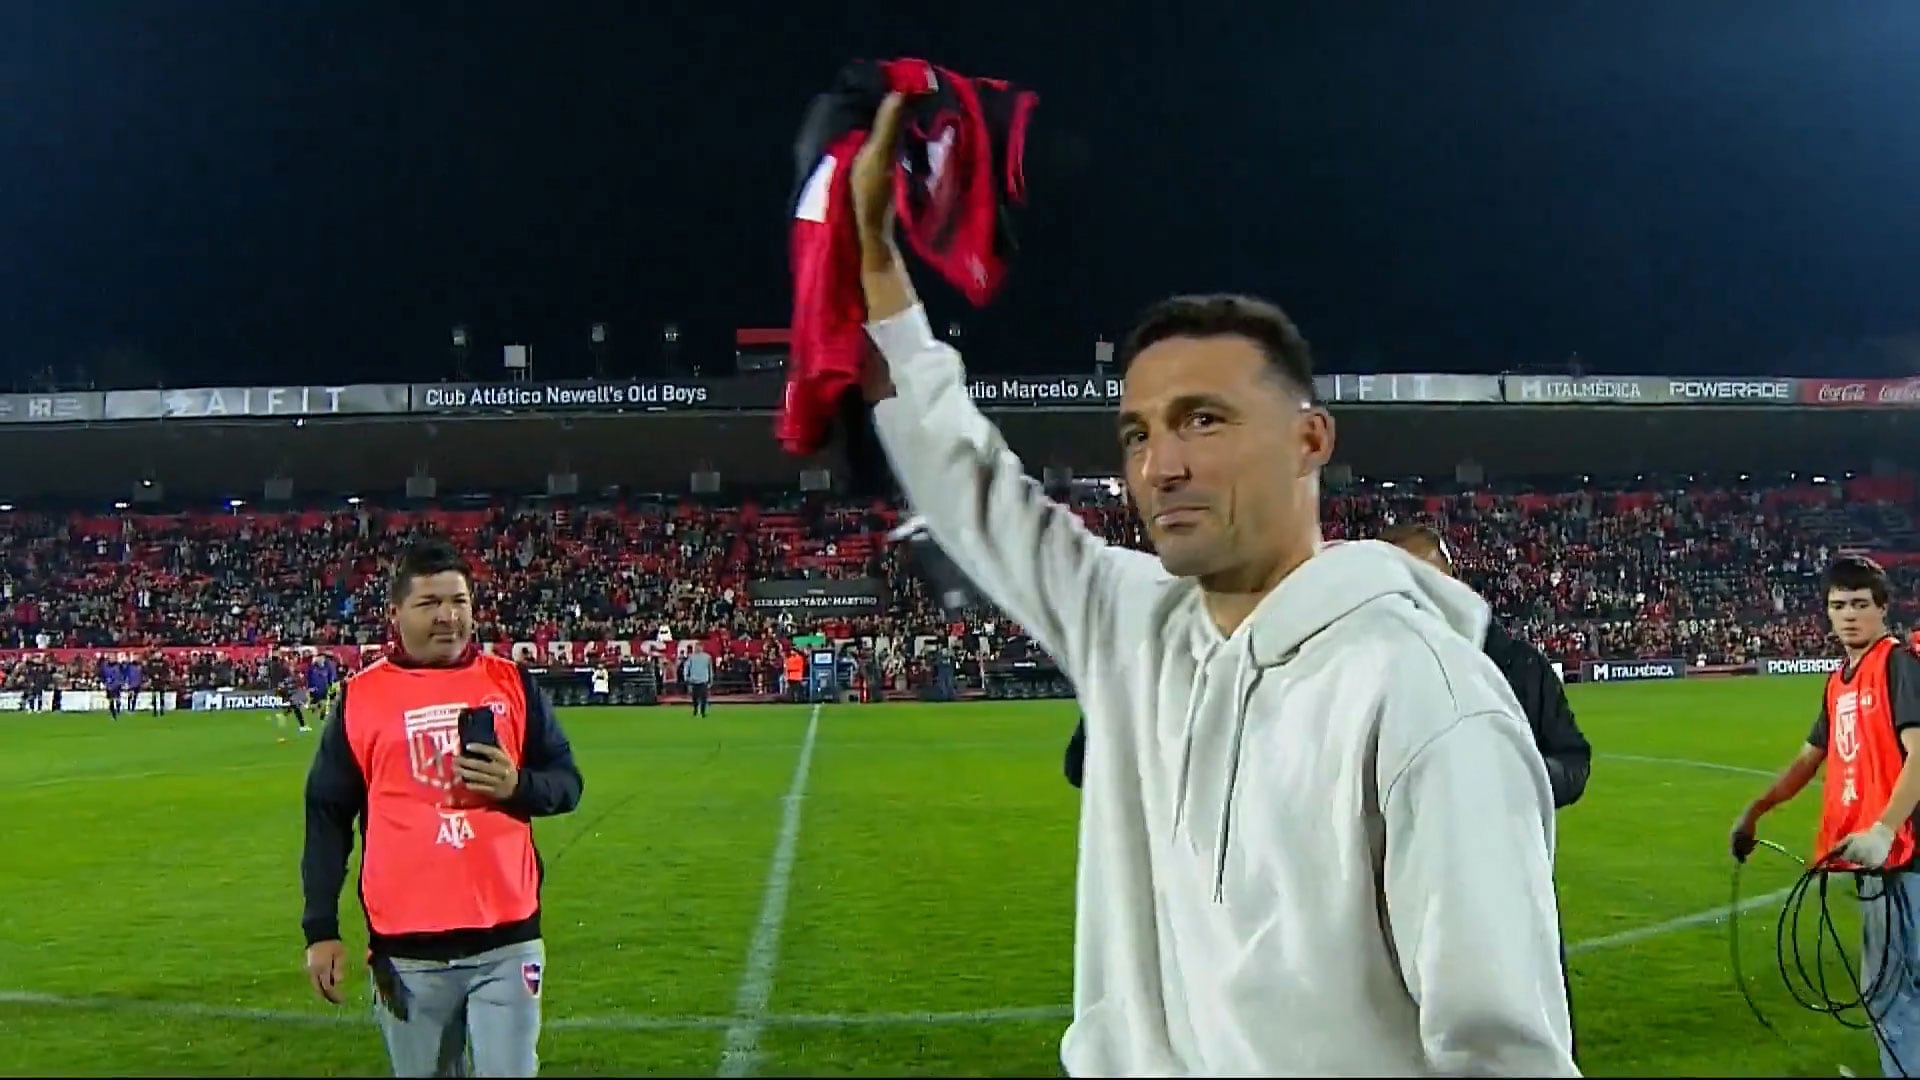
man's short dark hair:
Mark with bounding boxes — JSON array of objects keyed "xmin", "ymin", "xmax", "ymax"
[
  {"xmin": 1117, "ymin": 293, "xmax": 1316, "ymax": 400},
  {"xmin": 390, "ymin": 539, "xmax": 474, "ymax": 604},
  {"xmin": 1378, "ymin": 522, "xmax": 1446, "ymax": 552},
  {"xmin": 1823, "ymin": 554, "xmax": 1890, "ymax": 607},
  {"xmin": 1378, "ymin": 522, "xmax": 1451, "ymax": 569}
]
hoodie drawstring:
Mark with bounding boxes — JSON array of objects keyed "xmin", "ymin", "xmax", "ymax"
[
  {"xmin": 1213, "ymin": 633, "xmax": 1266, "ymax": 903},
  {"xmin": 1174, "ymin": 631, "xmax": 1276, "ymax": 904},
  {"xmin": 1172, "ymin": 638, "xmax": 1223, "ymax": 833}
]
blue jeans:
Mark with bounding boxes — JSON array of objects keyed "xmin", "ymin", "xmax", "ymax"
[{"xmin": 1859, "ymin": 872, "xmax": 1920, "ymax": 1077}]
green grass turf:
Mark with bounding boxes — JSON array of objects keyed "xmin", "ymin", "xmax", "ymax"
[{"xmin": 0, "ymin": 678, "xmax": 1892, "ymax": 1076}]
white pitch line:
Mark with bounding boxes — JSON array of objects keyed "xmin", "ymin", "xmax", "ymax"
[
  {"xmin": 1567, "ymin": 887, "xmax": 1793, "ymax": 955},
  {"xmin": 4, "ymin": 748, "xmax": 1802, "ymax": 1051},
  {"xmin": 1, "ymin": 886, "xmax": 1792, "ymax": 1037},
  {"xmin": 0, "ymin": 989, "xmax": 361, "ymax": 1027},
  {"xmin": 0, "ymin": 988, "xmax": 1065, "ymax": 1032},
  {"xmin": 716, "ymin": 703, "xmax": 822, "ymax": 1078},
  {"xmin": 774, "ymin": 1003, "xmax": 1071, "ymax": 1027},
  {"xmin": 20, "ymin": 760, "xmax": 288, "ymax": 791},
  {"xmin": 1598, "ymin": 752, "xmax": 1775, "ymax": 780}
]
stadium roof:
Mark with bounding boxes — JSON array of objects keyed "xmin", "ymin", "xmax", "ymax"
[{"xmin": 6, "ymin": 404, "xmax": 1913, "ymax": 502}]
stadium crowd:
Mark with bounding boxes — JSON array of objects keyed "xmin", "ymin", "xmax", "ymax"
[{"xmin": 1, "ymin": 474, "xmax": 1916, "ymax": 699}]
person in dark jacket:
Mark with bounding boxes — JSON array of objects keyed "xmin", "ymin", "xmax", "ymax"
[
  {"xmin": 1378, "ymin": 524, "xmax": 1592, "ymax": 808},
  {"xmin": 1064, "ymin": 717, "xmax": 1087, "ymax": 788},
  {"xmin": 1481, "ymin": 616, "xmax": 1592, "ymax": 808},
  {"xmin": 302, "ymin": 540, "xmax": 584, "ymax": 1078}
]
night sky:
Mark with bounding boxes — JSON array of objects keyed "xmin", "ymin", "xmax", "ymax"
[{"xmin": 2, "ymin": 1, "xmax": 1918, "ymax": 390}]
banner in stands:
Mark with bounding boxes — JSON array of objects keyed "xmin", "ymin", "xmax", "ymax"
[
  {"xmin": 0, "ymin": 391, "xmax": 104, "ymax": 424},
  {"xmin": 1758, "ymin": 657, "xmax": 1846, "ymax": 676},
  {"xmin": 1583, "ymin": 658, "xmax": 1687, "ymax": 682},
  {"xmin": 745, "ymin": 578, "xmax": 888, "ymax": 615},
  {"xmin": 1323, "ymin": 373, "xmax": 1504, "ymax": 404},
  {"xmin": 103, "ymin": 384, "xmax": 409, "ymax": 421},
  {"xmin": 0, "ymin": 640, "xmax": 763, "ymax": 675},
  {"xmin": 0, "ymin": 644, "xmax": 370, "ymax": 667},
  {"xmin": 1, "ymin": 690, "xmax": 167, "ymax": 713},
  {"xmin": 408, "ymin": 376, "xmax": 783, "ymax": 414},
  {"xmin": 191, "ymin": 689, "xmax": 290, "ymax": 711},
  {"xmin": 964, "ymin": 375, "xmax": 1123, "ymax": 406},
  {"xmin": 1798, "ymin": 378, "xmax": 1920, "ymax": 409},
  {"xmin": 959, "ymin": 372, "xmax": 1510, "ymax": 406},
  {"xmin": 495, "ymin": 638, "xmax": 747, "ymax": 665},
  {"xmin": 15, "ymin": 370, "xmax": 1827, "ymax": 426},
  {"xmin": 1504, "ymin": 375, "xmax": 1797, "ymax": 406}
]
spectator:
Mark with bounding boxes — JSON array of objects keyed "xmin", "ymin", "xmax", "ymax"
[{"xmin": 0, "ymin": 476, "xmax": 1915, "ymax": 689}]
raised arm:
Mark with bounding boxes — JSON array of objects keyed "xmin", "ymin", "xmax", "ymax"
[
  {"xmin": 854, "ymin": 94, "xmax": 1157, "ymax": 683},
  {"xmin": 864, "ymin": 292, "xmax": 1146, "ymax": 681}
]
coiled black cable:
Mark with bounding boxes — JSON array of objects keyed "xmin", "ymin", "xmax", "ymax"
[{"xmin": 1730, "ymin": 839, "xmax": 1912, "ymax": 1076}]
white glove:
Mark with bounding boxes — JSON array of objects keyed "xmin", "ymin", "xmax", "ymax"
[{"xmin": 1836, "ymin": 822, "xmax": 1897, "ymax": 868}]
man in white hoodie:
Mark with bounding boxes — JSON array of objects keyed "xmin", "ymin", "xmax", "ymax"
[{"xmin": 848, "ymin": 91, "xmax": 1577, "ymax": 1077}]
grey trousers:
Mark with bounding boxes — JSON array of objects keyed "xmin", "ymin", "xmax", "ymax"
[{"xmin": 372, "ymin": 939, "xmax": 545, "ymax": 1078}]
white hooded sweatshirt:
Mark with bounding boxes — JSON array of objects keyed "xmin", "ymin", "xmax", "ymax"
[{"xmin": 868, "ymin": 304, "xmax": 1578, "ymax": 1078}]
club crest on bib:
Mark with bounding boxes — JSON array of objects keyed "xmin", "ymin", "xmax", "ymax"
[
  {"xmin": 404, "ymin": 701, "xmax": 494, "ymax": 808},
  {"xmin": 404, "ymin": 703, "xmax": 466, "ymax": 791}
]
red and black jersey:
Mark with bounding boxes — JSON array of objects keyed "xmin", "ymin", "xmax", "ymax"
[{"xmin": 781, "ymin": 58, "xmax": 1038, "ymax": 487}]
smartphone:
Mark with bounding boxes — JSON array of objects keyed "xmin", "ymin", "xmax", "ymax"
[{"xmin": 457, "ymin": 706, "xmax": 499, "ymax": 758}]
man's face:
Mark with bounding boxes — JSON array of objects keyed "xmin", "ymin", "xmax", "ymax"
[
  {"xmin": 390, "ymin": 570, "xmax": 474, "ymax": 663},
  {"xmin": 1118, "ymin": 334, "xmax": 1332, "ymax": 580},
  {"xmin": 1827, "ymin": 587, "xmax": 1887, "ymax": 649}
]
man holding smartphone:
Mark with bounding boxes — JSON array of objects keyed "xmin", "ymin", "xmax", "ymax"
[{"xmin": 301, "ymin": 539, "xmax": 585, "ymax": 1078}]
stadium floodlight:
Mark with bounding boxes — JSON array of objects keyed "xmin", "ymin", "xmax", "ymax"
[
  {"xmin": 228, "ymin": 498, "xmax": 245, "ymax": 509},
  {"xmin": 662, "ymin": 322, "xmax": 687, "ymax": 376},
  {"xmin": 451, "ymin": 324, "xmax": 472, "ymax": 380},
  {"xmin": 590, "ymin": 323, "xmax": 611, "ymax": 379}
]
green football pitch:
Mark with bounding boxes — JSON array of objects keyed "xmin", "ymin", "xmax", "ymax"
[{"xmin": 0, "ymin": 679, "xmax": 1893, "ymax": 1076}]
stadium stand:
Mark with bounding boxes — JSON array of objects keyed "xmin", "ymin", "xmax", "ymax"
[{"xmin": 2, "ymin": 473, "xmax": 1916, "ymax": 706}]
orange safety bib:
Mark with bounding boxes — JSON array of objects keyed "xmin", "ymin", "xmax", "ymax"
[
  {"xmin": 1815, "ymin": 637, "xmax": 1916, "ymax": 870},
  {"xmin": 346, "ymin": 654, "xmax": 541, "ymax": 936}
]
